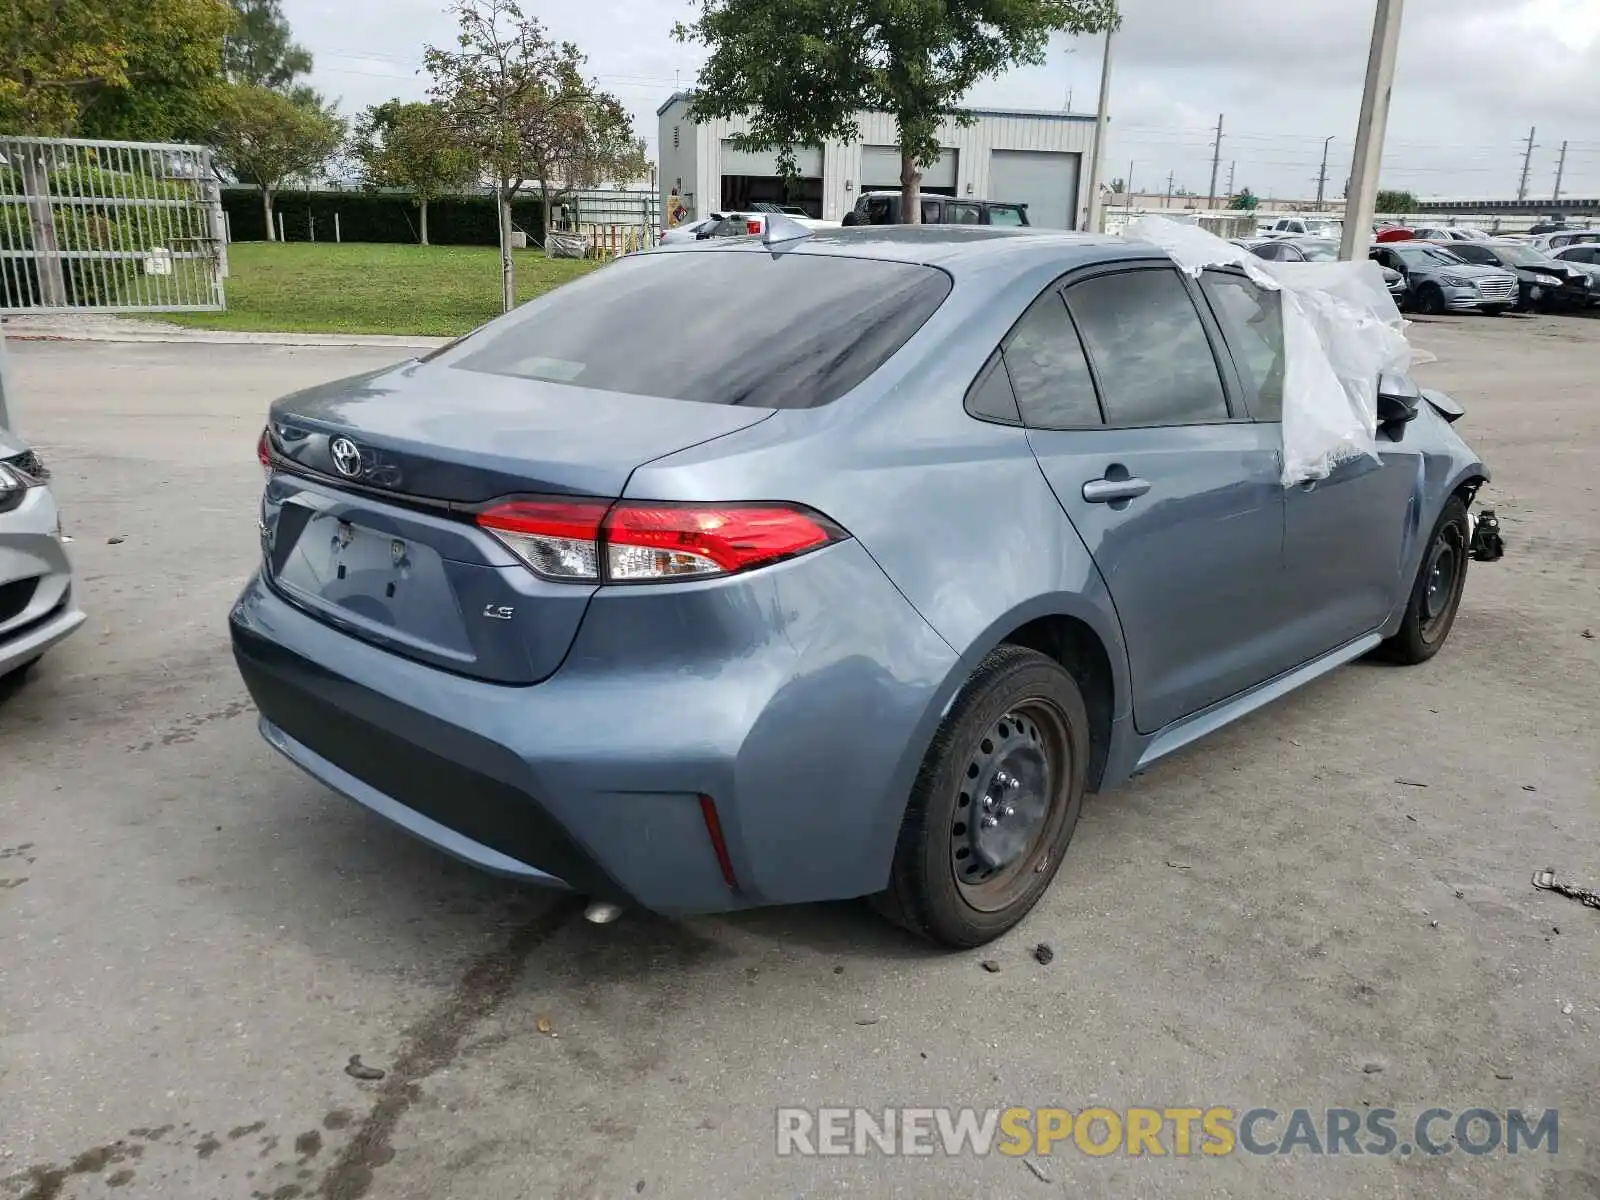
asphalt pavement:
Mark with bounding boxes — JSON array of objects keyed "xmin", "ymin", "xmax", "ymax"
[{"xmin": 2, "ymin": 317, "xmax": 1597, "ymax": 1200}]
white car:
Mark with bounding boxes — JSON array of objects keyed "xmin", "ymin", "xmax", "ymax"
[
  {"xmin": 0, "ymin": 427, "xmax": 84, "ymax": 681},
  {"xmin": 1411, "ymin": 226, "xmax": 1491, "ymax": 242},
  {"xmin": 695, "ymin": 211, "xmax": 841, "ymax": 239},
  {"xmin": 1258, "ymin": 216, "xmax": 1343, "ymax": 239},
  {"xmin": 1523, "ymin": 229, "xmax": 1600, "ymax": 254}
]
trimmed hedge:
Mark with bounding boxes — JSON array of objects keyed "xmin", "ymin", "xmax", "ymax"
[{"xmin": 222, "ymin": 188, "xmax": 546, "ymax": 246}]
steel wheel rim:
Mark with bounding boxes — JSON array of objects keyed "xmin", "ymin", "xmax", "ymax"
[
  {"xmin": 949, "ymin": 698, "xmax": 1072, "ymax": 913},
  {"xmin": 1421, "ymin": 522, "xmax": 1466, "ymax": 641}
]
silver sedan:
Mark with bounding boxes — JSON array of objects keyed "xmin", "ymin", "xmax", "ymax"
[{"xmin": 0, "ymin": 427, "xmax": 84, "ymax": 680}]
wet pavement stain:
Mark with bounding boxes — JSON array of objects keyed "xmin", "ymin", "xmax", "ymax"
[
  {"xmin": 6, "ymin": 1141, "xmax": 144, "ymax": 1200},
  {"xmin": 316, "ymin": 897, "xmax": 580, "ymax": 1200},
  {"xmin": 321, "ymin": 1109, "xmax": 353, "ymax": 1131},
  {"xmin": 195, "ymin": 1134, "xmax": 222, "ymax": 1159},
  {"xmin": 293, "ymin": 1130, "xmax": 323, "ymax": 1160},
  {"xmin": 230, "ymin": 1121, "xmax": 268, "ymax": 1140}
]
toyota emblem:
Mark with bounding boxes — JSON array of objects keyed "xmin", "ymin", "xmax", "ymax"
[{"xmin": 329, "ymin": 436, "xmax": 362, "ymax": 479}]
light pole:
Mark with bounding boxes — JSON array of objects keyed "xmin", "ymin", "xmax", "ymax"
[
  {"xmin": 1084, "ymin": 24, "xmax": 1115, "ymax": 233},
  {"xmin": 1340, "ymin": 0, "xmax": 1405, "ymax": 261}
]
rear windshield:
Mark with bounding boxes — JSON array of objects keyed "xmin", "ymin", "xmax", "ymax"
[{"xmin": 448, "ymin": 250, "xmax": 951, "ymax": 408}]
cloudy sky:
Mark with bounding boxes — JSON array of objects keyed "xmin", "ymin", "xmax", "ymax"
[{"xmin": 286, "ymin": 0, "xmax": 1600, "ymax": 202}]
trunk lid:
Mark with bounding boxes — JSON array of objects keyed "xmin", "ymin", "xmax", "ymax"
[{"xmin": 262, "ymin": 360, "xmax": 774, "ymax": 684}]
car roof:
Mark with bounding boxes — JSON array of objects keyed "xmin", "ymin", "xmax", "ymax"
[{"xmin": 651, "ymin": 224, "xmax": 1162, "ymax": 272}]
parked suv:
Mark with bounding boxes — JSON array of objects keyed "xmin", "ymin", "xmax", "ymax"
[
  {"xmin": 235, "ymin": 227, "xmax": 1495, "ymax": 947},
  {"xmin": 1369, "ymin": 242, "xmax": 1519, "ymax": 314},
  {"xmin": 842, "ymin": 192, "xmax": 1029, "ymax": 227}
]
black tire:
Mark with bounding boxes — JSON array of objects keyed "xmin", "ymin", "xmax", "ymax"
[
  {"xmin": 1380, "ymin": 496, "xmax": 1471, "ymax": 665},
  {"xmin": 1480, "ymin": 304, "xmax": 1511, "ymax": 316},
  {"xmin": 1415, "ymin": 284, "xmax": 1446, "ymax": 316},
  {"xmin": 872, "ymin": 645, "xmax": 1089, "ymax": 948}
]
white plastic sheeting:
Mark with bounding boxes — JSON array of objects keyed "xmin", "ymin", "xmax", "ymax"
[{"xmin": 1125, "ymin": 216, "xmax": 1414, "ymax": 486}]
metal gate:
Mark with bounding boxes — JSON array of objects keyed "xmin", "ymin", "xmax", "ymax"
[{"xmin": 1, "ymin": 135, "xmax": 226, "ymax": 313}]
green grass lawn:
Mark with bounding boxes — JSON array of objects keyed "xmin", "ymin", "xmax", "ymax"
[{"xmin": 158, "ymin": 242, "xmax": 600, "ymax": 336}]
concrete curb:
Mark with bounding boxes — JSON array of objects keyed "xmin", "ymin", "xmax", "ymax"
[{"xmin": 1, "ymin": 321, "xmax": 450, "ymax": 350}]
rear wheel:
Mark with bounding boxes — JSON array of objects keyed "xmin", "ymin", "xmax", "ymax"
[
  {"xmin": 1415, "ymin": 284, "xmax": 1446, "ymax": 315},
  {"xmin": 1380, "ymin": 497, "xmax": 1470, "ymax": 665},
  {"xmin": 872, "ymin": 645, "xmax": 1089, "ymax": 948}
]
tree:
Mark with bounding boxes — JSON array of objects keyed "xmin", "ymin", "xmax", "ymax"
[
  {"xmin": 675, "ymin": 0, "xmax": 1118, "ymax": 224},
  {"xmin": 1228, "ymin": 187, "xmax": 1258, "ymax": 211},
  {"xmin": 211, "ymin": 85, "xmax": 345, "ymax": 239},
  {"xmin": 350, "ymin": 100, "xmax": 478, "ymax": 245},
  {"xmin": 1376, "ymin": 189, "xmax": 1416, "ymax": 215},
  {"xmin": 223, "ymin": 0, "xmax": 312, "ymax": 91},
  {"xmin": 426, "ymin": 0, "xmax": 646, "ymax": 311},
  {"xmin": 0, "ymin": 0, "xmax": 234, "ymax": 134}
]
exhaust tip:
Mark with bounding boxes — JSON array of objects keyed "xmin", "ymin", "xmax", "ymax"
[{"xmin": 583, "ymin": 901, "xmax": 624, "ymax": 925}]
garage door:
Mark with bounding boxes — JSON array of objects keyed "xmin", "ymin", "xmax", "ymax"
[
  {"xmin": 860, "ymin": 146, "xmax": 958, "ymax": 191},
  {"xmin": 988, "ymin": 150, "xmax": 1080, "ymax": 229},
  {"xmin": 720, "ymin": 143, "xmax": 823, "ymax": 177}
]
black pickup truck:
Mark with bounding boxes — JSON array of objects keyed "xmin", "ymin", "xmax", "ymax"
[{"xmin": 841, "ymin": 191, "xmax": 1029, "ymax": 227}]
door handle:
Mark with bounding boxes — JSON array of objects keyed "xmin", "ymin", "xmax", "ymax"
[{"xmin": 1082, "ymin": 476, "xmax": 1152, "ymax": 504}]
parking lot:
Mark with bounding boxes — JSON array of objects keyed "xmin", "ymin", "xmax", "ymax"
[{"xmin": 2, "ymin": 311, "xmax": 1597, "ymax": 1199}]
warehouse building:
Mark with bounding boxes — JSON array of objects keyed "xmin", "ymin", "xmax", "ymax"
[{"xmin": 657, "ymin": 92, "xmax": 1099, "ymax": 232}]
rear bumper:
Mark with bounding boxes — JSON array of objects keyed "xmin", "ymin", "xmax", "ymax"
[{"xmin": 230, "ymin": 539, "xmax": 958, "ymax": 914}]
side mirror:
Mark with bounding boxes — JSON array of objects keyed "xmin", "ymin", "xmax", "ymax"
[{"xmin": 1377, "ymin": 373, "xmax": 1421, "ymax": 425}]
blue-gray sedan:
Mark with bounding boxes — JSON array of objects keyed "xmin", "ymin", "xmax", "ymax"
[{"xmin": 232, "ymin": 227, "xmax": 1496, "ymax": 946}]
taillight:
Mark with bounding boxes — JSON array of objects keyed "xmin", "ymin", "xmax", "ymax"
[
  {"xmin": 745, "ymin": 218, "xmax": 762, "ymax": 235},
  {"xmin": 476, "ymin": 498, "xmax": 844, "ymax": 583},
  {"xmin": 257, "ymin": 426, "xmax": 271, "ymax": 478},
  {"xmin": 475, "ymin": 498, "xmax": 608, "ymax": 580}
]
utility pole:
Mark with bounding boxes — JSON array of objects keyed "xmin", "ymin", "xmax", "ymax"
[
  {"xmin": 0, "ymin": 327, "xmax": 13, "ymax": 433},
  {"xmin": 1084, "ymin": 25, "xmax": 1115, "ymax": 232},
  {"xmin": 1207, "ymin": 113, "xmax": 1224, "ymax": 209},
  {"xmin": 1165, "ymin": 171, "xmax": 1174, "ymax": 209},
  {"xmin": 1226, "ymin": 160, "xmax": 1236, "ymax": 198},
  {"xmin": 1340, "ymin": 0, "xmax": 1405, "ymax": 262},
  {"xmin": 1126, "ymin": 160, "xmax": 1136, "ymax": 210},
  {"xmin": 1553, "ymin": 139, "xmax": 1568, "ymax": 204},
  {"xmin": 1316, "ymin": 136, "xmax": 1335, "ymax": 209},
  {"xmin": 1516, "ymin": 125, "xmax": 1537, "ymax": 202}
]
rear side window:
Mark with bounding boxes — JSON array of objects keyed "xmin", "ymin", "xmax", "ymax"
[
  {"xmin": 1065, "ymin": 269, "xmax": 1230, "ymax": 426},
  {"xmin": 987, "ymin": 206, "xmax": 1026, "ymax": 227},
  {"xmin": 921, "ymin": 199, "xmax": 943, "ymax": 224},
  {"xmin": 1200, "ymin": 272, "xmax": 1284, "ymax": 421},
  {"xmin": 1001, "ymin": 293, "xmax": 1101, "ymax": 428},
  {"xmin": 448, "ymin": 251, "xmax": 952, "ymax": 409},
  {"xmin": 866, "ymin": 198, "xmax": 894, "ymax": 224}
]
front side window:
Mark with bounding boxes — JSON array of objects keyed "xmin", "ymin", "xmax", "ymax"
[
  {"xmin": 987, "ymin": 206, "xmax": 1027, "ymax": 227},
  {"xmin": 1200, "ymin": 272, "xmax": 1284, "ymax": 421},
  {"xmin": 921, "ymin": 199, "xmax": 944, "ymax": 224},
  {"xmin": 1065, "ymin": 269, "xmax": 1230, "ymax": 426},
  {"xmin": 1001, "ymin": 293, "xmax": 1101, "ymax": 429},
  {"xmin": 945, "ymin": 202, "xmax": 983, "ymax": 225}
]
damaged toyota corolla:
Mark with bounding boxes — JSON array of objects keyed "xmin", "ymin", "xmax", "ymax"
[{"xmin": 231, "ymin": 217, "xmax": 1503, "ymax": 948}]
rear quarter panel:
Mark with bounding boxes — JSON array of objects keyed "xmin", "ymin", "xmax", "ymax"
[
  {"xmin": 626, "ymin": 245, "xmax": 1146, "ymax": 849},
  {"xmin": 626, "ymin": 243, "xmax": 1143, "ymax": 720}
]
